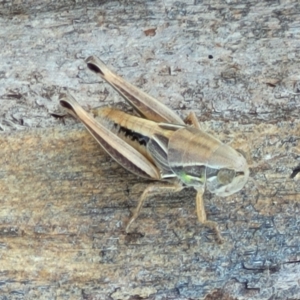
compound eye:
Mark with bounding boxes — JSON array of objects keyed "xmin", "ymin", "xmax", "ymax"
[{"xmin": 217, "ymin": 168, "xmax": 235, "ymax": 185}]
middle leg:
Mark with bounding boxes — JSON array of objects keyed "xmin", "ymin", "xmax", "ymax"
[{"xmin": 126, "ymin": 182, "xmax": 183, "ymax": 232}]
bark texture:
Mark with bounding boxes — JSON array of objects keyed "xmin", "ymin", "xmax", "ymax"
[{"xmin": 1, "ymin": 1, "xmax": 300, "ymax": 299}]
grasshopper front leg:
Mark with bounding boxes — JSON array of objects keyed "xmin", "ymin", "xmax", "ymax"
[
  {"xmin": 185, "ymin": 114, "xmax": 224, "ymax": 242},
  {"xmin": 196, "ymin": 188, "xmax": 223, "ymax": 243}
]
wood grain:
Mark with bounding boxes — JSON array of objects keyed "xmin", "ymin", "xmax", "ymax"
[
  {"xmin": 1, "ymin": 0, "xmax": 300, "ymax": 299},
  {"xmin": 0, "ymin": 119, "xmax": 300, "ymax": 299}
]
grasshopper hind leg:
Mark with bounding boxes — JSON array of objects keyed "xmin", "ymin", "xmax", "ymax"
[
  {"xmin": 126, "ymin": 182, "xmax": 183, "ymax": 233},
  {"xmin": 196, "ymin": 188, "xmax": 224, "ymax": 243}
]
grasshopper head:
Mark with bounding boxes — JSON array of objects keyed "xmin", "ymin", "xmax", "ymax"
[{"xmin": 206, "ymin": 144, "xmax": 249, "ymax": 197}]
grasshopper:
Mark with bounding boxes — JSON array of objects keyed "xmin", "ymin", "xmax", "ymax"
[{"xmin": 59, "ymin": 56, "xmax": 249, "ymax": 242}]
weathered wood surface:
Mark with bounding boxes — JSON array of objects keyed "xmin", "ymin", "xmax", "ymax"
[{"xmin": 1, "ymin": 1, "xmax": 300, "ymax": 299}]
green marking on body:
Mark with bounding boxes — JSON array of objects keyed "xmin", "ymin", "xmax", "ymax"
[{"xmin": 179, "ymin": 171, "xmax": 193, "ymax": 184}]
